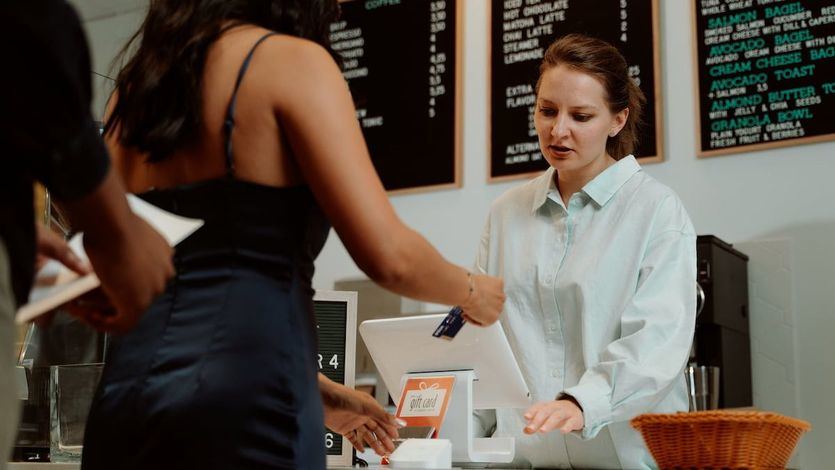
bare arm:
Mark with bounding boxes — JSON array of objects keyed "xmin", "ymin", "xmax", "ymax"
[{"xmin": 272, "ymin": 39, "xmax": 503, "ymax": 321}]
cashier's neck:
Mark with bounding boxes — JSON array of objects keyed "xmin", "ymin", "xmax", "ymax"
[{"xmin": 554, "ymin": 152, "xmax": 616, "ymax": 206}]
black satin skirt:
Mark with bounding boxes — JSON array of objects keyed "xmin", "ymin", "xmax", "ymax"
[{"xmin": 81, "ymin": 263, "xmax": 325, "ymax": 470}]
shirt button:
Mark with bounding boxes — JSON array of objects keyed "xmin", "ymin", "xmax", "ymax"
[
  {"xmin": 551, "ymin": 369, "xmax": 561, "ymax": 378},
  {"xmin": 548, "ymin": 324, "xmax": 556, "ymax": 332}
]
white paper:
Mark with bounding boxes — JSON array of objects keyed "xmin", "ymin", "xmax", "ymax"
[{"xmin": 15, "ymin": 194, "xmax": 203, "ymax": 324}]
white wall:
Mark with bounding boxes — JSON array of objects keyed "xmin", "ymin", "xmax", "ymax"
[
  {"xmin": 79, "ymin": 1, "xmax": 835, "ymax": 467},
  {"xmin": 734, "ymin": 238, "xmax": 802, "ymax": 468},
  {"xmin": 83, "ymin": 11, "xmax": 145, "ymax": 120}
]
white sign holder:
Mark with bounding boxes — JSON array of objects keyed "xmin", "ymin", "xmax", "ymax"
[{"xmin": 400, "ymin": 370, "xmax": 514, "ymax": 464}]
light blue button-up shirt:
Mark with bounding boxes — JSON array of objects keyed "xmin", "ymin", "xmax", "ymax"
[{"xmin": 474, "ymin": 156, "xmax": 696, "ymax": 469}]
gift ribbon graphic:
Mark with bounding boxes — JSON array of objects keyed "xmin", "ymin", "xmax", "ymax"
[{"xmin": 419, "ymin": 381, "xmax": 440, "ymax": 391}]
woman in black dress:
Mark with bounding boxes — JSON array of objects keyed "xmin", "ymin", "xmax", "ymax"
[{"xmin": 81, "ymin": 1, "xmax": 506, "ymax": 469}]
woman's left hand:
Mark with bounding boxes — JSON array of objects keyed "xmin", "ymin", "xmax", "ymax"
[
  {"xmin": 523, "ymin": 399, "xmax": 584, "ymax": 435},
  {"xmin": 62, "ymin": 287, "xmax": 117, "ymax": 329},
  {"xmin": 319, "ymin": 374, "xmax": 401, "ymax": 456}
]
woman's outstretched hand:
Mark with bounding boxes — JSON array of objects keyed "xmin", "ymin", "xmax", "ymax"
[
  {"xmin": 460, "ymin": 274, "xmax": 505, "ymax": 326},
  {"xmin": 319, "ymin": 373, "xmax": 403, "ymax": 456}
]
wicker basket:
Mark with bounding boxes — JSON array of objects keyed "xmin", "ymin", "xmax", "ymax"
[{"xmin": 631, "ymin": 410, "xmax": 810, "ymax": 469}]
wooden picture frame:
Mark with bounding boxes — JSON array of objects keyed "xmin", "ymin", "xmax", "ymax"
[
  {"xmin": 336, "ymin": 0, "xmax": 464, "ymax": 195},
  {"xmin": 692, "ymin": 0, "xmax": 835, "ymax": 158}
]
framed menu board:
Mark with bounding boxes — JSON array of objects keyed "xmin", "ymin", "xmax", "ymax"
[
  {"xmin": 693, "ymin": 0, "xmax": 835, "ymax": 157},
  {"xmin": 332, "ymin": 0, "xmax": 462, "ymax": 194},
  {"xmin": 489, "ymin": 0, "xmax": 663, "ymax": 182}
]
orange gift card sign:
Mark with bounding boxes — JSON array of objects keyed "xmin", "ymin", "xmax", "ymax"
[{"xmin": 395, "ymin": 376, "xmax": 455, "ymax": 438}]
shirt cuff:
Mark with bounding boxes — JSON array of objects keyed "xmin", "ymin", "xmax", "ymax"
[{"xmin": 561, "ymin": 374, "xmax": 613, "ymax": 440}]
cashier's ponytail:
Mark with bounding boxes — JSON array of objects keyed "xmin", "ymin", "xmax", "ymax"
[{"xmin": 536, "ymin": 34, "xmax": 645, "ymax": 160}]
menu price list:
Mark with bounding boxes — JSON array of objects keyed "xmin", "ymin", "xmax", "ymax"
[
  {"xmin": 695, "ymin": 0, "xmax": 835, "ymax": 155},
  {"xmin": 330, "ymin": 0, "xmax": 458, "ymax": 192},
  {"xmin": 491, "ymin": 0, "xmax": 660, "ymax": 179}
]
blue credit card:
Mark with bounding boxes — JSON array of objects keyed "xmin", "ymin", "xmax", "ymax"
[{"xmin": 432, "ymin": 306, "xmax": 466, "ymax": 340}]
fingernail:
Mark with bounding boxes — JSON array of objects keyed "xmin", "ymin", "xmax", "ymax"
[{"xmin": 395, "ymin": 418, "xmax": 407, "ymax": 428}]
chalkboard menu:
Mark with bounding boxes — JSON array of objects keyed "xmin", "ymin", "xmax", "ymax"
[
  {"xmin": 331, "ymin": 0, "xmax": 461, "ymax": 194},
  {"xmin": 693, "ymin": 0, "xmax": 835, "ymax": 157},
  {"xmin": 314, "ymin": 291, "xmax": 357, "ymax": 467},
  {"xmin": 490, "ymin": 0, "xmax": 663, "ymax": 181}
]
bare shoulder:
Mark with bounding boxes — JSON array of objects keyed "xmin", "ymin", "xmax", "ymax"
[
  {"xmin": 213, "ymin": 26, "xmax": 339, "ymax": 75},
  {"xmin": 202, "ymin": 25, "xmax": 347, "ymax": 120},
  {"xmin": 235, "ymin": 30, "xmax": 340, "ymax": 77},
  {"xmin": 263, "ymin": 35, "xmax": 344, "ymax": 96},
  {"xmin": 217, "ymin": 27, "xmax": 344, "ymax": 103},
  {"xmin": 261, "ymin": 33, "xmax": 334, "ymax": 64}
]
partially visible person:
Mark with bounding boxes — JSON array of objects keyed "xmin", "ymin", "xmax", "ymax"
[
  {"xmin": 80, "ymin": 1, "xmax": 506, "ymax": 469},
  {"xmin": 0, "ymin": 0, "xmax": 178, "ymax": 465},
  {"xmin": 0, "ymin": 240, "xmax": 17, "ymax": 470},
  {"xmin": 474, "ymin": 34, "xmax": 696, "ymax": 469}
]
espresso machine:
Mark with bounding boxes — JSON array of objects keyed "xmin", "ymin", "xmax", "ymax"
[{"xmin": 692, "ymin": 235, "xmax": 752, "ymax": 409}]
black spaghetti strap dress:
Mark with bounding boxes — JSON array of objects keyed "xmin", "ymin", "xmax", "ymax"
[{"xmin": 82, "ymin": 33, "xmax": 331, "ymax": 470}]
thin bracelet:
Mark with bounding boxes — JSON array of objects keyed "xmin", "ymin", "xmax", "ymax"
[{"xmin": 462, "ymin": 271, "xmax": 475, "ymax": 306}]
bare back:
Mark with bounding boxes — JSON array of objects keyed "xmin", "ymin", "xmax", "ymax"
[
  {"xmin": 112, "ymin": 26, "xmax": 304, "ymax": 192},
  {"xmin": 106, "ymin": 23, "xmax": 477, "ymax": 315}
]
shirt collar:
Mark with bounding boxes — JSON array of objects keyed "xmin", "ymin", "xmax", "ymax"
[
  {"xmin": 531, "ymin": 167, "xmax": 558, "ymax": 213},
  {"xmin": 582, "ymin": 155, "xmax": 641, "ymax": 206},
  {"xmin": 531, "ymin": 155, "xmax": 641, "ymax": 213}
]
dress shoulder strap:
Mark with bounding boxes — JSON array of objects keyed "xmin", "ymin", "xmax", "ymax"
[{"xmin": 222, "ymin": 32, "xmax": 278, "ymax": 178}]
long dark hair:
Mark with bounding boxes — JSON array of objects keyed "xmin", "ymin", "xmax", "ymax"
[
  {"xmin": 105, "ymin": 0, "xmax": 341, "ymax": 161},
  {"xmin": 536, "ymin": 34, "xmax": 645, "ymax": 159}
]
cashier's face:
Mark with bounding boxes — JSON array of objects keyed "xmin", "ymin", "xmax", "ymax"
[{"xmin": 534, "ymin": 65, "xmax": 627, "ymax": 174}]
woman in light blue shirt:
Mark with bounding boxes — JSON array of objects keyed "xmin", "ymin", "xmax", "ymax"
[{"xmin": 475, "ymin": 35, "xmax": 696, "ymax": 469}]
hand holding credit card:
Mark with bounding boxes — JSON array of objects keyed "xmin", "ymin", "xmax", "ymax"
[{"xmin": 432, "ymin": 305, "xmax": 466, "ymax": 340}]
